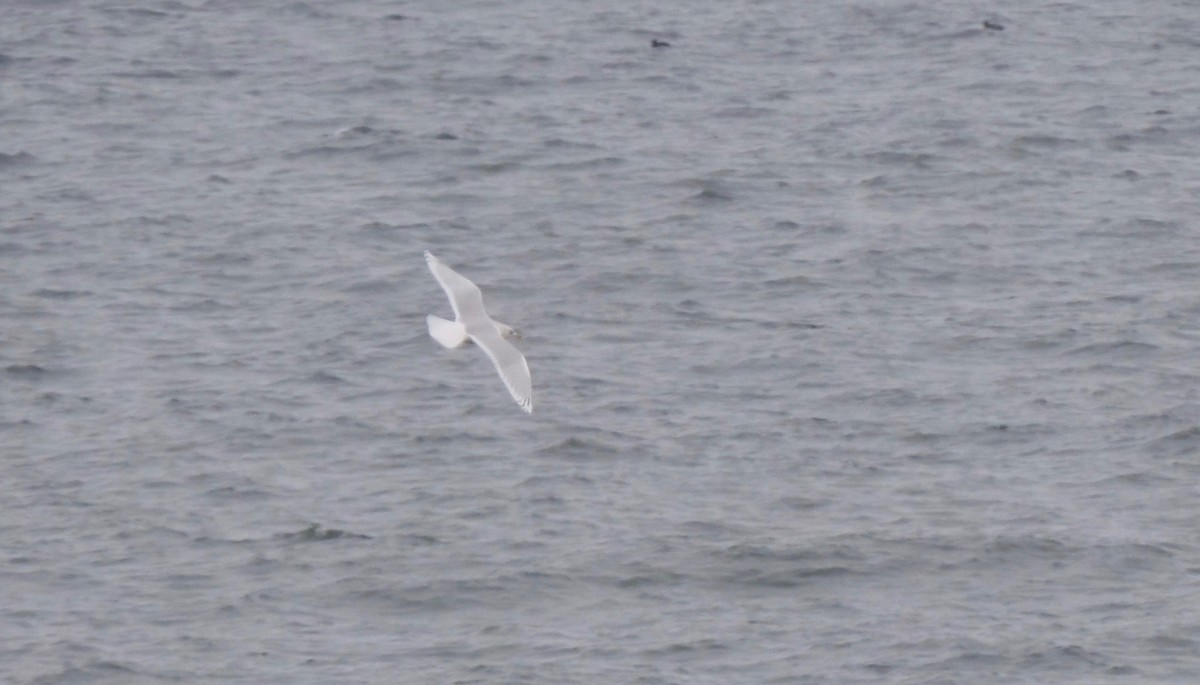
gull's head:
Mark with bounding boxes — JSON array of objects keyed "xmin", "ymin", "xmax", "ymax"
[{"xmin": 495, "ymin": 322, "xmax": 522, "ymax": 339}]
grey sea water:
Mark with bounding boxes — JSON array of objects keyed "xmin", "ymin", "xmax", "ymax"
[{"xmin": 4, "ymin": 1, "xmax": 1200, "ymax": 682}]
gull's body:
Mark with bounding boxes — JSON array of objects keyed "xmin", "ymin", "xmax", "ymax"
[{"xmin": 424, "ymin": 250, "xmax": 532, "ymax": 413}]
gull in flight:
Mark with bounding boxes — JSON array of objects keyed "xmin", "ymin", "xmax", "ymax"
[{"xmin": 424, "ymin": 250, "xmax": 532, "ymax": 413}]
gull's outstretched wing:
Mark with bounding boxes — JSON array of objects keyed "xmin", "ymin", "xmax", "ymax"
[
  {"xmin": 425, "ymin": 251, "xmax": 486, "ymax": 324},
  {"xmin": 468, "ymin": 324, "xmax": 533, "ymax": 413}
]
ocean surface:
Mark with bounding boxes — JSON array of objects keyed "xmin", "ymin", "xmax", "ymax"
[{"xmin": 3, "ymin": 1, "xmax": 1200, "ymax": 683}]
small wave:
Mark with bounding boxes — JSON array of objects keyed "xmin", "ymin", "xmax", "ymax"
[
  {"xmin": 863, "ymin": 150, "xmax": 939, "ymax": 168},
  {"xmin": 542, "ymin": 138, "xmax": 601, "ymax": 150},
  {"xmin": 726, "ymin": 564, "xmax": 855, "ymax": 588},
  {"xmin": 1147, "ymin": 633, "xmax": 1197, "ymax": 650},
  {"xmin": 713, "ymin": 106, "xmax": 774, "ymax": 119},
  {"xmin": 340, "ymin": 278, "xmax": 395, "ymax": 294},
  {"xmin": 284, "ymin": 144, "xmax": 373, "ymax": 159},
  {"xmin": 0, "ymin": 419, "xmax": 35, "ymax": 430},
  {"xmin": 615, "ymin": 569, "xmax": 688, "ymax": 589},
  {"xmin": 982, "ymin": 535, "xmax": 1072, "ymax": 557},
  {"xmin": 1011, "ymin": 134, "xmax": 1081, "ymax": 149},
  {"xmin": 361, "ymin": 221, "xmax": 430, "ymax": 232},
  {"xmin": 268, "ymin": 370, "xmax": 348, "ymax": 386},
  {"xmin": 5, "ymin": 364, "xmax": 48, "ymax": 377},
  {"xmin": 113, "ymin": 69, "xmax": 181, "ymax": 79},
  {"xmin": 1147, "ymin": 425, "xmax": 1200, "ymax": 457},
  {"xmin": 642, "ymin": 638, "xmax": 729, "ymax": 657},
  {"xmin": 184, "ymin": 250, "xmax": 252, "ymax": 267},
  {"xmin": 540, "ymin": 156, "xmax": 625, "ymax": 171},
  {"xmin": 1022, "ymin": 643, "xmax": 1112, "ymax": 670},
  {"xmin": 537, "ymin": 436, "xmax": 620, "ymax": 459},
  {"xmin": 0, "ymin": 151, "xmax": 35, "ymax": 167},
  {"xmin": 1089, "ymin": 471, "xmax": 1175, "ymax": 487},
  {"xmin": 279, "ymin": 524, "xmax": 371, "ymax": 542},
  {"xmin": 763, "ymin": 275, "xmax": 813, "ymax": 288},
  {"xmin": 102, "ymin": 7, "xmax": 170, "ymax": 18},
  {"xmin": 31, "ymin": 288, "xmax": 90, "ymax": 300},
  {"xmin": 691, "ymin": 186, "xmax": 734, "ymax": 202},
  {"xmin": 167, "ymin": 298, "xmax": 234, "ymax": 312},
  {"xmin": 29, "ymin": 660, "xmax": 141, "ymax": 685},
  {"xmin": 1065, "ymin": 340, "xmax": 1158, "ymax": 357}
]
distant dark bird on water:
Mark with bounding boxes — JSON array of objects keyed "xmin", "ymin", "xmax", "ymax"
[
  {"xmin": 651, "ymin": 39, "xmax": 671, "ymax": 48},
  {"xmin": 983, "ymin": 20, "xmax": 1004, "ymax": 31}
]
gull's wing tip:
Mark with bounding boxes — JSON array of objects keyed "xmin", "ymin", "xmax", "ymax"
[
  {"xmin": 424, "ymin": 250, "xmax": 436, "ymax": 263},
  {"xmin": 519, "ymin": 397, "xmax": 533, "ymax": 414}
]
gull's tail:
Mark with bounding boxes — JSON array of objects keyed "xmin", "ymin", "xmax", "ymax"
[{"xmin": 426, "ymin": 315, "xmax": 469, "ymax": 349}]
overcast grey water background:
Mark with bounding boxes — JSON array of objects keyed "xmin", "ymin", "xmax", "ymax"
[{"xmin": 4, "ymin": 1, "xmax": 1200, "ymax": 683}]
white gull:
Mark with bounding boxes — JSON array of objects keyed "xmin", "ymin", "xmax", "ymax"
[{"xmin": 424, "ymin": 250, "xmax": 532, "ymax": 413}]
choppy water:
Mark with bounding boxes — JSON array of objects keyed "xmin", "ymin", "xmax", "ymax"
[{"xmin": 4, "ymin": 1, "xmax": 1200, "ymax": 683}]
